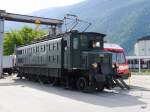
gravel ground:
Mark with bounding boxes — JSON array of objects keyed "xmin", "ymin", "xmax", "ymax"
[{"xmin": 0, "ymin": 75, "xmax": 150, "ymax": 112}]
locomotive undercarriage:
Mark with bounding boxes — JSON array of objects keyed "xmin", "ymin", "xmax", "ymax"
[{"xmin": 17, "ymin": 67, "xmax": 129, "ymax": 92}]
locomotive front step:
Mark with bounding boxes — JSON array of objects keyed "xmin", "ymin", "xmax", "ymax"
[{"xmin": 113, "ymin": 78, "xmax": 130, "ymax": 90}]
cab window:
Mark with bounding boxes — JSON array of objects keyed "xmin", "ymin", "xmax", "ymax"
[
  {"xmin": 89, "ymin": 40, "xmax": 101, "ymax": 48},
  {"xmin": 80, "ymin": 35, "xmax": 88, "ymax": 47},
  {"xmin": 73, "ymin": 38, "xmax": 78, "ymax": 49}
]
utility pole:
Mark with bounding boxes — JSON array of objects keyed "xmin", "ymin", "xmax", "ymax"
[
  {"xmin": 138, "ymin": 56, "xmax": 141, "ymax": 73},
  {"xmin": 0, "ymin": 11, "xmax": 4, "ymax": 78}
]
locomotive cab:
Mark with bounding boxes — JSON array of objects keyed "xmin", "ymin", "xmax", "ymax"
[
  {"xmin": 63, "ymin": 32, "xmax": 105, "ymax": 70},
  {"xmin": 62, "ymin": 32, "xmax": 114, "ymax": 91}
]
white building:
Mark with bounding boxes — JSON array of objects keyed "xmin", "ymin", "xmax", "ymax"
[
  {"xmin": 134, "ymin": 36, "xmax": 150, "ymax": 56},
  {"xmin": 127, "ymin": 36, "xmax": 150, "ymax": 72}
]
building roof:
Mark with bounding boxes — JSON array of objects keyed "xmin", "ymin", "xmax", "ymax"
[{"xmin": 137, "ymin": 36, "xmax": 150, "ymax": 42}]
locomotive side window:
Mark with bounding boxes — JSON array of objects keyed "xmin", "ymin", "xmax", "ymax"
[
  {"xmin": 57, "ymin": 55, "xmax": 59, "ymax": 64},
  {"xmin": 53, "ymin": 43, "xmax": 56, "ymax": 50},
  {"xmin": 49, "ymin": 56, "xmax": 51, "ymax": 62},
  {"xmin": 63, "ymin": 40, "xmax": 67, "ymax": 51},
  {"xmin": 64, "ymin": 40, "xmax": 67, "ymax": 47},
  {"xmin": 49, "ymin": 42, "xmax": 53, "ymax": 51},
  {"xmin": 38, "ymin": 46, "xmax": 40, "ymax": 53},
  {"xmin": 33, "ymin": 47, "xmax": 36, "ymax": 53},
  {"xmin": 36, "ymin": 46, "xmax": 39, "ymax": 53},
  {"xmin": 80, "ymin": 35, "xmax": 88, "ymax": 47},
  {"xmin": 31, "ymin": 48, "xmax": 33, "ymax": 53},
  {"xmin": 29, "ymin": 48, "xmax": 30, "ymax": 54},
  {"xmin": 49, "ymin": 44, "xmax": 51, "ymax": 51},
  {"xmin": 40, "ymin": 45, "xmax": 45, "ymax": 52},
  {"xmin": 57, "ymin": 42, "xmax": 59, "ymax": 50},
  {"xmin": 32, "ymin": 47, "xmax": 34, "ymax": 54},
  {"xmin": 53, "ymin": 56, "xmax": 55, "ymax": 62},
  {"xmin": 73, "ymin": 38, "xmax": 78, "ymax": 49},
  {"xmin": 40, "ymin": 46, "xmax": 42, "ymax": 52},
  {"xmin": 43, "ymin": 45, "xmax": 46, "ymax": 52}
]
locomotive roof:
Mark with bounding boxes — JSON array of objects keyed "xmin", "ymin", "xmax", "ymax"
[
  {"xmin": 72, "ymin": 32, "xmax": 106, "ymax": 37},
  {"xmin": 17, "ymin": 31, "xmax": 106, "ymax": 48},
  {"xmin": 59, "ymin": 30, "xmax": 106, "ymax": 37},
  {"xmin": 17, "ymin": 34, "xmax": 61, "ymax": 48}
]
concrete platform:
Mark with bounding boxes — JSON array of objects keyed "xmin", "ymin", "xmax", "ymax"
[{"xmin": 0, "ymin": 75, "xmax": 150, "ymax": 112}]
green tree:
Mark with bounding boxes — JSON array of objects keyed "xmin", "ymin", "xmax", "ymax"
[{"xmin": 3, "ymin": 26, "xmax": 46, "ymax": 55}]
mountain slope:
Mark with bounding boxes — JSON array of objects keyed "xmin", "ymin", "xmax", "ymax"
[{"xmin": 6, "ymin": 0, "xmax": 150, "ymax": 55}]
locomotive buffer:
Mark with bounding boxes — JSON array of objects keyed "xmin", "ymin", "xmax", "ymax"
[{"xmin": 0, "ymin": 10, "xmax": 63, "ymax": 78}]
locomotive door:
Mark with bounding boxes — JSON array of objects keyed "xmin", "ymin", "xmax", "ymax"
[
  {"xmin": 72, "ymin": 36, "xmax": 80, "ymax": 68},
  {"xmin": 63, "ymin": 34, "xmax": 80, "ymax": 69},
  {"xmin": 63, "ymin": 35, "xmax": 71, "ymax": 69}
]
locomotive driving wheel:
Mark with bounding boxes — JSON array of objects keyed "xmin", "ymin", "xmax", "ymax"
[{"xmin": 76, "ymin": 77, "xmax": 88, "ymax": 91}]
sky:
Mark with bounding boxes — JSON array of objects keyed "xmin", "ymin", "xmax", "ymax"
[{"xmin": 0, "ymin": 0, "xmax": 85, "ymax": 14}]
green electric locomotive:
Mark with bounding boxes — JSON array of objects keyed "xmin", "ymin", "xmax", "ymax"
[{"xmin": 16, "ymin": 30, "xmax": 119, "ymax": 92}]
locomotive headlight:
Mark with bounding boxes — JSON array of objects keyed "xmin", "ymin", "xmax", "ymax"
[
  {"xmin": 112, "ymin": 64, "xmax": 115, "ymax": 68},
  {"xmin": 92, "ymin": 63, "xmax": 98, "ymax": 68}
]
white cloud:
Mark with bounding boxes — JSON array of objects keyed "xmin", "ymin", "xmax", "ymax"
[{"xmin": 0, "ymin": 0, "xmax": 85, "ymax": 14}]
